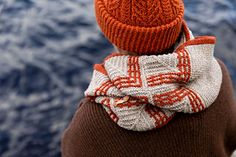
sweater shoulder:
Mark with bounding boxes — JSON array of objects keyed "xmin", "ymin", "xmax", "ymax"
[
  {"xmin": 68, "ymin": 98, "xmax": 113, "ymax": 130},
  {"xmin": 216, "ymin": 58, "xmax": 235, "ymax": 101},
  {"xmin": 61, "ymin": 98, "xmax": 122, "ymax": 156}
]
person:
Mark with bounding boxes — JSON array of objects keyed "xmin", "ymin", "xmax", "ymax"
[{"xmin": 61, "ymin": 0, "xmax": 236, "ymax": 156}]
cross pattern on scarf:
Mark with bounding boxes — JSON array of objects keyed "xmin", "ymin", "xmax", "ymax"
[{"xmin": 85, "ymin": 28, "xmax": 222, "ymax": 131}]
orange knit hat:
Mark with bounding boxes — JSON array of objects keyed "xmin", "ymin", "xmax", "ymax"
[{"xmin": 95, "ymin": 0, "xmax": 185, "ymax": 55}]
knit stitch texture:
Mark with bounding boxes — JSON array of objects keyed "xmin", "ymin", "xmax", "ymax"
[
  {"xmin": 85, "ymin": 26, "xmax": 223, "ymax": 131},
  {"xmin": 95, "ymin": 0, "xmax": 184, "ymax": 54}
]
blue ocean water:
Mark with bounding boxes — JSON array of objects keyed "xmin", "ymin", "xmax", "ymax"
[{"xmin": 0, "ymin": 0, "xmax": 235, "ymax": 157}]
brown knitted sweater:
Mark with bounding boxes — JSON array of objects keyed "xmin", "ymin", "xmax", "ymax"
[{"xmin": 61, "ymin": 60, "xmax": 236, "ymax": 157}]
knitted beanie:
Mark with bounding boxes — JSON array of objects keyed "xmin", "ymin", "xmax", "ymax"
[{"xmin": 95, "ymin": 0, "xmax": 185, "ymax": 55}]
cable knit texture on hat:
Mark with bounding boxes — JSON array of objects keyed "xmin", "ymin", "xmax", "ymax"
[
  {"xmin": 95, "ymin": 0, "xmax": 184, "ymax": 54},
  {"xmin": 85, "ymin": 25, "xmax": 223, "ymax": 131}
]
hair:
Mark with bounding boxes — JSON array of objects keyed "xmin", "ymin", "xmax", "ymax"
[{"xmin": 113, "ymin": 45, "xmax": 138, "ymax": 56}]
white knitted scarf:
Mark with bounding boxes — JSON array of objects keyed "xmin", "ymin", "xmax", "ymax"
[{"xmin": 85, "ymin": 28, "xmax": 222, "ymax": 131}]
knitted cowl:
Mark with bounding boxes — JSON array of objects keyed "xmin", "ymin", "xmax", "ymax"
[{"xmin": 85, "ymin": 24, "xmax": 223, "ymax": 131}]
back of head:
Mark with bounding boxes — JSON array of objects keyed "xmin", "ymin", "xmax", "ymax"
[{"xmin": 95, "ymin": 0, "xmax": 184, "ymax": 55}]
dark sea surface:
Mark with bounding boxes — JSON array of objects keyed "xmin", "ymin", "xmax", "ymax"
[{"xmin": 0, "ymin": 0, "xmax": 235, "ymax": 156}]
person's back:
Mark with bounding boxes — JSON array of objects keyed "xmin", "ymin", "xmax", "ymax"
[{"xmin": 61, "ymin": 0, "xmax": 236, "ymax": 156}]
